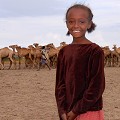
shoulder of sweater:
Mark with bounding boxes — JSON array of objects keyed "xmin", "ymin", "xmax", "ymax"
[{"xmin": 91, "ymin": 43, "xmax": 104, "ymax": 54}]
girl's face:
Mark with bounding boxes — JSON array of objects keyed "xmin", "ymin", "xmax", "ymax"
[{"xmin": 66, "ymin": 8, "xmax": 92, "ymax": 38}]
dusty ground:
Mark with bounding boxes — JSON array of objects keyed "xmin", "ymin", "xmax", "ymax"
[{"xmin": 0, "ymin": 66, "xmax": 120, "ymax": 120}]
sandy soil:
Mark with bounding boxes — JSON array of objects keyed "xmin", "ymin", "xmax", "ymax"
[{"xmin": 0, "ymin": 66, "xmax": 120, "ymax": 120}]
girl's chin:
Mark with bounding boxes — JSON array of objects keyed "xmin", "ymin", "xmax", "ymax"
[
  {"xmin": 71, "ymin": 33, "xmax": 82, "ymax": 37},
  {"xmin": 71, "ymin": 33, "xmax": 85, "ymax": 38},
  {"xmin": 72, "ymin": 35, "xmax": 82, "ymax": 38}
]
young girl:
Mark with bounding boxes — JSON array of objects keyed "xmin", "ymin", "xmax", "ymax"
[{"xmin": 55, "ymin": 4, "xmax": 105, "ymax": 120}]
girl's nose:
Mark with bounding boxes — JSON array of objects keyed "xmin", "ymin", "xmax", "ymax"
[{"xmin": 74, "ymin": 21, "xmax": 80, "ymax": 27}]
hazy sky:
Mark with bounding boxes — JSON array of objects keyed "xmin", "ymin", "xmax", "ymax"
[{"xmin": 0, "ymin": 0, "xmax": 120, "ymax": 49}]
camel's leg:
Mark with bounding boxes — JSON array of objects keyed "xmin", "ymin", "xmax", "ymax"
[
  {"xmin": 18, "ymin": 57, "xmax": 21, "ymax": 69},
  {"xmin": 9, "ymin": 56, "xmax": 16, "ymax": 69},
  {"xmin": 25, "ymin": 58, "xmax": 30, "ymax": 68},
  {"xmin": 31, "ymin": 58, "xmax": 35, "ymax": 68},
  {"xmin": 8, "ymin": 55, "xmax": 14, "ymax": 69},
  {"xmin": 0, "ymin": 58, "xmax": 4, "ymax": 70},
  {"xmin": 115, "ymin": 57, "xmax": 118, "ymax": 66},
  {"xmin": 49, "ymin": 57, "xmax": 53, "ymax": 67},
  {"xmin": 110, "ymin": 57, "xmax": 112, "ymax": 67},
  {"xmin": 1, "ymin": 58, "xmax": 5, "ymax": 69},
  {"xmin": 104, "ymin": 58, "xmax": 107, "ymax": 67},
  {"xmin": 52, "ymin": 56, "xmax": 57, "ymax": 68},
  {"xmin": 112, "ymin": 56, "xmax": 115, "ymax": 67},
  {"xmin": 37, "ymin": 62, "xmax": 42, "ymax": 71},
  {"xmin": 32, "ymin": 56, "xmax": 38, "ymax": 68},
  {"xmin": 27, "ymin": 55, "xmax": 35, "ymax": 69},
  {"xmin": 8, "ymin": 59, "xmax": 12, "ymax": 69},
  {"xmin": 117, "ymin": 56, "xmax": 119, "ymax": 67},
  {"xmin": 108, "ymin": 57, "xmax": 112, "ymax": 67},
  {"xmin": 14, "ymin": 59, "xmax": 17, "ymax": 69},
  {"xmin": 12, "ymin": 57, "xmax": 16, "ymax": 70},
  {"xmin": 29, "ymin": 53, "xmax": 34, "ymax": 63},
  {"xmin": 37, "ymin": 58, "xmax": 42, "ymax": 71},
  {"xmin": 118, "ymin": 55, "xmax": 120, "ymax": 67},
  {"xmin": 25, "ymin": 58, "xmax": 27, "ymax": 68}
]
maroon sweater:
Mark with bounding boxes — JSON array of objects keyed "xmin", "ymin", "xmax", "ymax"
[{"xmin": 55, "ymin": 43, "xmax": 105, "ymax": 119}]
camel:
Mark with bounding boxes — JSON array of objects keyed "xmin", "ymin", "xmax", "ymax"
[
  {"xmin": 111, "ymin": 50, "xmax": 119, "ymax": 67},
  {"xmin": 28, "ymin": 43, "xmax": 49, "ymax": 70},
  {"xmin": 13, "ymin": 45, "xmax": 31, "ymax": 69},
  {"xmin": 9, "ymin": 45, "xmax": 19, "ymax": 69},
  {"xmin": 33, "ymin": 45, "xmax": 42, "ymax": 70},
  {"xmin": 112, "ymin": 45, "xmax": 120, "ymax": 67},
  {"xmin": 57, "ymin": 42, "xmax": 68, "ymax": 51},
  {"xmin": 46, "ymin": 43, "xmax": 59, "ymax": 68},
  {"xmin": 46, "ymin": 43, "xmax": 59, "ymax": 57},
  {"xmin": 0, "ymin": 47, "xmax": 15, "ymax": 70},
  {"xmin": 102, "ymin": 46, "xmax": 112, "ymax": 67},
  {"xmin": 27, "ymin": 44, "xmax": 50, "ymax": 70},
  {"xmin": 28, "ymin": 45, "xmax": 36, "ymax": 67},
  {"xmin": 28, "ymin": 44, "xmax": 42, "ymax": 68}
]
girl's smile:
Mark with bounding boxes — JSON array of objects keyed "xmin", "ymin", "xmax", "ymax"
[{"xmin": 73, "ymin": 30, "xmax": 81, "ymax": 33}]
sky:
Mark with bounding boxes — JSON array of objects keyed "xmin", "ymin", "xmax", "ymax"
[{"xmin": 0, "ymin": 0, "xmax": 120, "ymax": 50}]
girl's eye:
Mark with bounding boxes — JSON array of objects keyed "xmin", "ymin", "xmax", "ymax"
[
  {"xmin": 79, "ymin": 21, "xmax": 86, "ymax": 24},
  {"xmin": 68, "ymin": 20, "xmax": 75, "ymax": 24}
]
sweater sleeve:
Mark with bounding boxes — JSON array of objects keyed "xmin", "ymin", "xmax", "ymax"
[
  {"xmin": 72, "ymin": 49, "xmax": 105, "ymax": 114},
  {"xmin": 55, "ymin": 49, "xmax": 66, "ymax": 118}
]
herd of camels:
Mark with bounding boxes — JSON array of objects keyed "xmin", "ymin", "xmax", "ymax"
[{"xmin": 0, "ymin": 42, "xmax": 120, "ymax": 70}]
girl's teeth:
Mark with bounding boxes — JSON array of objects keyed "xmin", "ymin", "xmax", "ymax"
[{"xmin": 73, "ymin": 30, "xmax": 80, "ymax": 32}]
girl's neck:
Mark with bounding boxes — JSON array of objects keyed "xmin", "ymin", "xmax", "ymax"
[{"xmin": 72, "ymin": 37, "xmax": 92, "ymax": 44}]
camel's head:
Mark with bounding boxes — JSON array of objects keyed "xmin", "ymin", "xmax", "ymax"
[
  {"xmin": 9, "ymin": 45, "xmax": 18, "ymax": 49},
  {"xmin": 112, "ymin": 44, "xmax": 116, "ymax": 49},
  {"xmin": 16, "ymin": 45, "xmax": 21, "ymax": 49},
  {"xmin": 60, "ymin": 42, "xmax": 66, "ymax": 46},
  {"xmin": 28, "ymin": 45, "xmax": 34, "ymax": 49},
  {"xmin": 46, "ymin": 43, "xmax": 55, "ymax": 49},
  {"xmin": 33, "ymin": 43, "xmax": 39, "ymax": 47},
  {"xmin": 105, "ymin": 46, "xmax": 109, "ymax": 49}
]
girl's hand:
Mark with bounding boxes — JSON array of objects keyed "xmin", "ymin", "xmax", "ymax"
[
  {"xmin": 61, "ymin": 113, "xmax": 68, "ymax": 120},
  {"xmin": 67, "ymin": 111, "xmax": 77, "ymax": 120}
]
